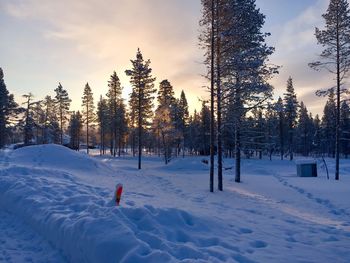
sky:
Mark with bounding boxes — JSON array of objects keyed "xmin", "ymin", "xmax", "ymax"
[{"xmin": 0, "ymin": 0, "xmax": 335, "ymax": 116}]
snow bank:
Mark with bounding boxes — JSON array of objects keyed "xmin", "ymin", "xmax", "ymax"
[
  {"xmin": 1, "ymin": 146, "xmax": 236, "ymax": 262},
  {"xmin": 0, "ymin": 167, "xmax": 233, "ymax": 262},
  {"xmin": 10, "ymin": 144, "xmax": 112, "ymax": 176}
]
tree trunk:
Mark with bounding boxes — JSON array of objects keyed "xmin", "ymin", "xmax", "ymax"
[
  {"xmin": 209, "ymin": 0, "xmax": 215, "ymax": 193},
  {"xmin": 235, "ymin": 123, "xmax": 241, "ymax": 183},
  {"xmin": 216, "ymin": 0, "xmax": 223, "ymax": 191},
  {"xmin": 86, "ymin": 108, "xmax": 89, "ymax": 155},
  {"xmin": 335, "ymin": 13, "xmax": 340, "ymax": 181},
  {"xmin": 138, "ymin": 86, "xmax": 142, "ymax": 170}
]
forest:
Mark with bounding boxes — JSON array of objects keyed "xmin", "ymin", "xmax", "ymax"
[{"xmin": 1, "ymin": 0, "xmax": 350, "ymax": 183}]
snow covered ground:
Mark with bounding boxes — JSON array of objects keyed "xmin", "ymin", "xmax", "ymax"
[{"xmin": 1, "ymin": 144, "xmax": 350, "ymax": 262}]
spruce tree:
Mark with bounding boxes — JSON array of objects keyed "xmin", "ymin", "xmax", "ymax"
[
  {"xmin": 82, "ymin": 83, "xmax": 95, "ymax": 154},
  {"xmin": 154, "ymin": 80, "xmax": 177, "ymax": 164},
  {"xmin": 284, "ymin": 77, "xmax": 298, "ymax": 161},
  {"xmin": 340, "ymin": 101, "xmax": 350, "ymax": 157},
  {"xmin": 42, "ymin": 95, "xmax": 59, "ymax": 144},
  {"xmin": 106, "ymin": 71, "xmax": 123, "ymax": 157},
  {"xmin": 125, "ymin": 49, "xmax": 156, "ymax": 169},
  {"xmin": 69, "ymin": 111, "xmax": 82, "ymax": 150},
  {"xmin": 321, "ymin": 90, "xmax": 337, "ymax": 156},
  {"xmin": 275, "ymin": 97, "xmax": 285, "ymax": 160},
  {"xmin": 310, "ymin": 0, "xmax": 350, "ymax": 180},
  {"xmin": 22, "ymin": 93, "xmax": 35, "ymax": 145},
  {"xmin": 177, "ymin": 90, "xmax": 189, "ymax": 158},
  {"xmin": 97, "ymin": 96, "xmax": 109, "ymax": 155},
  {"xmin": 55, "ymin": 83, "xmax": 71, "ymax": 145},
  {"xmin": 297, "ymin": 102, "xmax": 312, "ymax": 156}
]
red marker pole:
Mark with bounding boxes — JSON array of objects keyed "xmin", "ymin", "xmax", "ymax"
[{"xmin": 115, "ymin": 183, "xmax": 123, "ymax": 206}]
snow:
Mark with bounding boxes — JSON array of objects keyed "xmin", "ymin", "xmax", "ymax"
[{"xmin": 1, "ymin": 144, "xmax": 350, "ymax": 262}]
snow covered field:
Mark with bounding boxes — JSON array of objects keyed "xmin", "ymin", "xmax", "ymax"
[{"xmin": 1, "ymin": 145, "xmax": 350, "ymax": 262}]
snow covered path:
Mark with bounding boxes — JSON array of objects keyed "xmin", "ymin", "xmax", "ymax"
[{"xmin": 1, "ymin": 145, "xmax": 350, "ymax": 262}]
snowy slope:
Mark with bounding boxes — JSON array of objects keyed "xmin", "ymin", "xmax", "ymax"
[{"xmin": 1, "ymin": 145, "xmax": 350, "ymax": 262}]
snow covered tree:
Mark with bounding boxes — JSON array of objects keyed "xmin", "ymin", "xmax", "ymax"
[
  {"xmin": 55, "ymin": 83, "xmax": 71, "ymax": 145},
  {"xmin": 284, "ymin": 77, "xmax": 298, "ymax": 161},
  {"xmin": 310, "ymin": 0, "xmax": 350, "ymax": 180},
  {"xmin": 82, "ymin": 83, "xmax": 95, "ymax": 154},
  {"xmin": 125, "ymin": 49, "xmax": 156, "ymax": 169},
  {"xmin": 0, "ymin": 68, "xmax": 18, "ymax": 148}
]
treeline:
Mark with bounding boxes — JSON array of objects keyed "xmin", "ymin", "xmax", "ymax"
[{"xmin": 1, "ymin": 64, "xmax": 350, "ymax": 163}]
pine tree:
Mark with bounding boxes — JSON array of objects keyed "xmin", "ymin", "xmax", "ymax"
[
  {"xmin": 125, "ymin": 49, "xmax": 156, "ymax": 169},
  {"xmin": 284, "ymin": 77, "xmax": 298, "ymax": 161},
  {"xmin": 55, "ymin": 83, "xmax": 71, "ymax": 145},
  {"xmin": 0, "ymin": 68, "xmax": 19, "ymax": 148},
  {"xmin": 82, "ymin": 83, "xmax": 95, "ymax": 155},
  {"xmin": 219, "ymin": 0, "xmax": 277, "ymax": 182},
  {"xmin": 310, "ymin": 0, "xmax": 350, "ymax": 180}
]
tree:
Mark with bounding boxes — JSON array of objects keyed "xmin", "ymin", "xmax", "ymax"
[
  {"xmin": 321, "ymin": 90, "xmax": 337, "ymax": 156},
  {"xmin": 125, "ymin": 49, "xmax": 156, "ymax": 169},
  {"xmin": 55, "ymin": 83, "xmax": 71, "ymax": 145},
  {"xmin": 296, "ymin": 102, "xmax": 312, "ymax": 156},
  {"xmin": 154, "ymin": 80, "xmax": 176, "ymax": 163},
  {"xmin": 215, "ymin": 0, "xmax": 277, "ymax": 183},
  {"xmin": 284, "ymin": 77, "xmax": 298, "ymax": 161},
  {"xmin": 177, "ymin": 90, "xmax": 189, "ymax": 158},
  {"xmin": 97, "ymin": 96, "xmax": 109, "ymax": 155},
  {"xmin": 22, "ymin": 93, "xmax": 35, "ymax": 145},
  {"xmin": 69, "ymin": 111, "xmax": 82, "ymax": 150},
  {"xmin": 106, "ymin": 71, "xmax": 123, "ymax": 157},
  {"xmin": 199, "ymin": 101, "xmax": 211, "ymax": 156},
  {"xmin": 340, "ymin": 101, "xmax": 350, "ymax": 157},
  {"xmin": 82, "ymin": 83, "xmax": 95, "ymax": 154},
  {"xmin": 0, "ymin": 68, "xmax": 18, "ymax": 148},
  {"xmin": 42, "ymin": 95, "xmax": 60, "ymax": 144},
  {"xmin": 275, "ymin": 97, "xmax": 285, "ymax": 160},
  {"xmin": 309, "ymin": 0, "xmax": 350, "ymax": 180}
]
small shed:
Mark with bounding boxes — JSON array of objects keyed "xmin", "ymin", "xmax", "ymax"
[{"xmin": 296, "ymin": 160, "xmax": 317, "ymax": 177}]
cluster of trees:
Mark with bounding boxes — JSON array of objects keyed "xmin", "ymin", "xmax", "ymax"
[{"xmin": 1, "ymin": 0, "xmax": 350, "ymax": 186}]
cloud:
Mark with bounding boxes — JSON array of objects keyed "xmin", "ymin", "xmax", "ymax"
[{"xmin": 2, "ymin": 0, "xmax": 206, "ymax": 112}]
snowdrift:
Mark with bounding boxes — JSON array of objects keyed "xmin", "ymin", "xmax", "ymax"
[
  {"xmin": 0, "ymin": 168, "xmax": 231, "ymax": 262},
  {"xmin": 1, "ymin": 145, "xmax": 236, "ymax": 262},
  {"xmin": 9, "ymin": 144, "xmax": 111, "ymax": 175}
]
